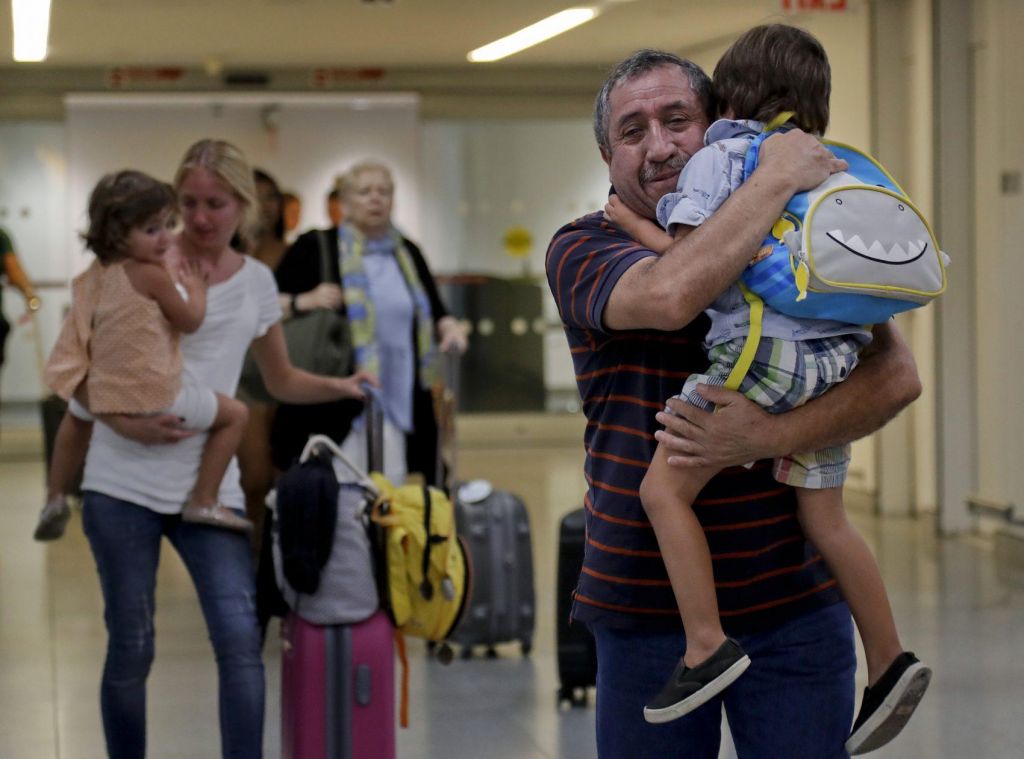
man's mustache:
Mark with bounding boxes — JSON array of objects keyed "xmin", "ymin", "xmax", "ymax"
[{"xmin": 640, "ymin": 155, "xmax": 687, "ymax": 185}]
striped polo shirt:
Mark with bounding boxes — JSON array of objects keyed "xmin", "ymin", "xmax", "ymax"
[{"xmin": 545, "ymin": 211, "xmax": 842, "ymax": 633}]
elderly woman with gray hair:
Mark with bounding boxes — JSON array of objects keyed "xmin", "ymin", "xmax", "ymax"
[{"xmin": 272, "ymin": 159, "xmax": 466, "ymax": 482}]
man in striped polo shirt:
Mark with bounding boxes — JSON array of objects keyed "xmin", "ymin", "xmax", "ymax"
[{"xmin": 546, "ymin": 50, "xmax": 921, "ymax": 758}]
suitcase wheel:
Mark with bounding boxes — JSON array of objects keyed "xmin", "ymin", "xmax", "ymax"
[
  {"xmin": 557, "ymin": 685, "xmax": 590, "ymax": 708},
  {"xmin": 436, "ymin": 642, "xmax": 455, "ymax": 665}
]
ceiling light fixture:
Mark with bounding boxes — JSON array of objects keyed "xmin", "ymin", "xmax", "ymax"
[
  {"xmin": 12, "ymin": 0, "xmax": 52, "ymax": 62},
  {"xmin": 468, "ymin": 7, "xmax": 598, "ymax": 63}
]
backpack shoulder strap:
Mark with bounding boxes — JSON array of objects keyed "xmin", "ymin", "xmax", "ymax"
[
  {"xmin": 740, "ymin": 111, "xmax": 796, "ymax": 183},
  {"xmin": 729, "ymin": 111, "xmax": 800, "ymax": 391},
  {"xmin": 723, "ymin": 283, "xmax": 764, "ymax": 393}
]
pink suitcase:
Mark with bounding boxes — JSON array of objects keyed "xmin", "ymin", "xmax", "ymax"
[{"xmin": 280, "ymin": 610, "xmax": 396, "ymax": 759}]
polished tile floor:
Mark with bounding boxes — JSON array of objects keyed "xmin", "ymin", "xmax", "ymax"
[{"xmin": 1, "ymin": 410, "xmax": 1023, "ymax": 758}]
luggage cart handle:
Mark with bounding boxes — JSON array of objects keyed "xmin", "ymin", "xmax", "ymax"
[
  {"xmin": 363, "ymin": 382, "xmax": 385, "ymax": 473},
  {"xmin": 437, "ymin": 349, "xmax": 460, "ymax": 490}
]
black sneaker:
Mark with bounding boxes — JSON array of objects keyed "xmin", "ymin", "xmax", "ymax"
[
  {"xmin": 643, "ymin": 638, "xmax": 751, "ymax": 724},
  {"xmin": 846, "ymin": 652, "xmax": 932, "ymax": 755}
]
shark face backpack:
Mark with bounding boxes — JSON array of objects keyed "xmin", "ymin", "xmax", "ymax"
[{"xmin": 739, "ymin": 121, "xmax": 948, "ymax": 325}]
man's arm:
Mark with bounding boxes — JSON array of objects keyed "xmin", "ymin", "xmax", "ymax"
[
  {"xmin": 604, "ymin": 130, "xmax": 846, "ymax": 332},
  {"xmin": 654, "ymin": 321, "xmax": 922, "ymax": 468}
]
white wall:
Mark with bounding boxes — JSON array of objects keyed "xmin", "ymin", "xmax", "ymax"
[
  {"xmin": 64, "ymin": 93, "xmax": 422, "ymax": 275},
  {"xmin": 905, "ymin": 0, "xmax": 938, "ymax": 513},
  {"xmin": 869, "ymin": 0, "xmax": 938, "ymax": 516},
  {"xmin": 418, "ymin": 119, "xmax": 609, "ymax": 395},
  {"xmin": 419, "ymin": 119, "xmax": 610, "ymax": 279},
  {"xmin": 973, "ymin": 0, "xmax": 1024, "ymax": 528},
  {"xmin": 0, "ymin": 122, "xmax": 68, "ymax": 402}
]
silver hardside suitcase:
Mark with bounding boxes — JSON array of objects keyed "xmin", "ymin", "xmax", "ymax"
[{"xmin": 450, "ymin": 481, "xmax": 535, "ymax": 657}]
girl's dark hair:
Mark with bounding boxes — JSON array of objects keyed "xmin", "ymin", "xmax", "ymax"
[
  {"xmin": 254, "ymin": 167, "xmax": 286, "ymax": 241},
  {"xmin": 713, "ymin": 24, "xmax": 831, "ymax": 135},
  {"xmin": 82, "ymin": 170, "xmax": 176, "ymax": 263}
]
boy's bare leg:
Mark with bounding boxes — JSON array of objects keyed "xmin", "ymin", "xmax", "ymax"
[
  {"xmin": 640, "ymin": 442, "xmax": 752, "ymax": 723},
  {"xmin": 798, "ymin": 487, "xmax": 933, "ymax": 754},
  {"xmin": 183, "ymin": 395, "xmax": 251, "ymax": 532},
  {"xmin": 640, "ymin": 442, "xmax": 723, "ymax": 666},
  {"xmin": 795, "ymin": 487, "xmax": 902, "ymax": 684}
]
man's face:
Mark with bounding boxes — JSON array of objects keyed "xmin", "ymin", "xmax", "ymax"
[{"xmin": 601, "ymin": 66, "xmax": 709, "ymax": 219}]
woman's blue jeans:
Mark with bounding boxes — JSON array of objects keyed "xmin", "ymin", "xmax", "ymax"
[
  {"xmin": 82, "ymin": 491, "xmax": 264, "ymax": 759},
  {"xmin": 591, "ymin": 602, "xmax": 856, "ymax": 758}
]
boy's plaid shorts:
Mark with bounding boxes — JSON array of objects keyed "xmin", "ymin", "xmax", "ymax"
[{"xmin": 675, "ymin": 335, "xmax": 863, "ymax": 489}]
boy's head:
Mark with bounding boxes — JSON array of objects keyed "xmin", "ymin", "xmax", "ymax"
[
  {"xmin": 83, "ymin": 170, "xmax": 177, "ymax": 263},
  {"xmin": 713, "ymin": 24, "xmax": 831, "ymax": 135}
]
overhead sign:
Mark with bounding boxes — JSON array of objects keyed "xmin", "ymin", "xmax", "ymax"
[
  {"xmin": 310, "ymin": 68, "xmax": 386, "ymax": 88},
  {"xmin": 781, "ymin": 0, "xmax": 851, "ymax": 11},
  {"xmin": 106, "ymin": 67, "xmax": 185, "ymax": 89}
]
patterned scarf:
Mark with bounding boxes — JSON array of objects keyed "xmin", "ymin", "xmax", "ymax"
[{"xmin": 339, "ymin": 222, "xmax": 439, "ymax": 389}]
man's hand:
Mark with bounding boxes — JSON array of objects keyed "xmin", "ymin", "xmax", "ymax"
[
  {"xmin": 655, "ymin": 386, "xmax": 782, "ymax": 469},
  {"xmin": 759, "ymin": 129, "xmax": 848, "ymax": 195},
  {"xmin": 101, "ymin": 413, "xmax": 196, "ymax": 445}
]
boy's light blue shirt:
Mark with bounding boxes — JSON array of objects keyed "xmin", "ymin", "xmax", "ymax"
[{"xmin": 656, "ymin": 118, "xmax": 871, "ymax": 349}]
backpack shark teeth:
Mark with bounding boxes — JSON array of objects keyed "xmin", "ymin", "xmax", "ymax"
[
  {"xmin": 845, "ymin": 234, "xmax": 867, "ymax": 254},
  {"xmin": 868, "ymin": 240, "xmax": 888, "ymax": 259},
  {"xmin": 889, "ymin": 242, "xmax": 907, "ymax": 260}
]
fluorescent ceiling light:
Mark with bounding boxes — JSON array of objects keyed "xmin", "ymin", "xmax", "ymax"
[
  {"xmin": 12, "ymin": 0, "xmax": 52, "ymax": 62},
  {"xmin": 468, "ymin": 7, "xmax": 598, "ymax": 63}
]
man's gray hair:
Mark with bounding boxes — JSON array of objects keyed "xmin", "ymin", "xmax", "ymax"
[{"xmin": 593, "ymin": 50, "xmax": 714, "ymax": 155}]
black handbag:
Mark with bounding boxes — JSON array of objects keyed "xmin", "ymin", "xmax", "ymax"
[{"xmin": 238, "ymin": 231, "xmax": 352, "ymax": 403}]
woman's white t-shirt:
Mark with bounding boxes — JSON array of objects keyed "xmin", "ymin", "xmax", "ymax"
[{"xmin": 73, "ymin": 257, "xmax": 282, "ymax": 513}]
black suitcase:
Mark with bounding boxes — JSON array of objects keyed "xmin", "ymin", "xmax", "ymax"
[
  {"xmin": 556, "ymin": 507, "xmax": 597, "ymax": 706},
  {"xmin": 451, "ymin": 482, "xmax": 535, "ymax": 658}
]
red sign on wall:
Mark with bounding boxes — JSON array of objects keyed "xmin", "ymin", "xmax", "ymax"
[
  {"xmin": 106, "ymin": 67, "xmax": 186, "ymax": 89},
  {"xmin": 781, "ymin": 0, "xmax": 848, "ymax": 11}
]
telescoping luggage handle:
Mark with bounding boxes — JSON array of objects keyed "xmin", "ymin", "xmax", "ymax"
[
  {"xmin": 364, "ymin": 382, "xmax": 385, "ymax": 475},
  {"xmin": 436, "ymin": 349, "xmax": 460, "ymax": 491},
  {"xmin": 298, "ymin": 383, "xmax": 383, "ymax": 494}
]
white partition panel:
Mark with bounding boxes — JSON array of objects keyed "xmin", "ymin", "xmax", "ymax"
[{"xmin": 65, "ymin": 93, "xmax": 421, "ymax": 275}]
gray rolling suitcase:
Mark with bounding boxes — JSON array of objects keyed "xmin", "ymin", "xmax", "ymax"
[{"xmin": 451, "ymin": 480, "xmax": 535, "ymax": 657}]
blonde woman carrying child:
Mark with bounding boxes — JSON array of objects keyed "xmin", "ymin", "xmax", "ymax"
[{"xmin": 36, "ymin": 170, "xmax": 253, "ymax": 540}]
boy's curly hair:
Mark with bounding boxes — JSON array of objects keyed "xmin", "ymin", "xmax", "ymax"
[{"xmin": 82, "ymin": 170, "xmax": 176, "ymax": 263}]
